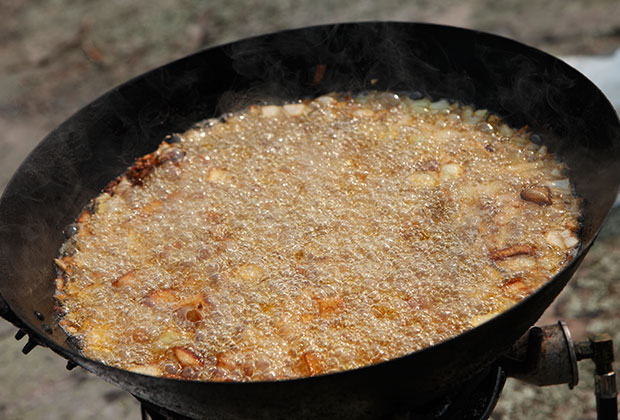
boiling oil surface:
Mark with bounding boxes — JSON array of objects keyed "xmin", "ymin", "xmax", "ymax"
[{"xmin": 56, "ymin": 93, "xmax": 581, "ymax": 381}]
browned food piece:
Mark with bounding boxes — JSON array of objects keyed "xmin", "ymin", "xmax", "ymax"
[
  {"xmin": 316, "ymin": 296, "xmax": 344, "ymax": 317},
  {"xmin": 520, "ymin": 186, "xmax": 552, "ymax": 205},
  {"xmin": 76, "ymin": 209, "xmax": 91, "ymax": 224},
  {"xmin": 142, "ymin": 200, "xmax": 163, "ymax": 214},
  {"xmin": 240, "ymin": 360, "xmax": 255, "ymax": 377},
  {"xmin": 128, "ymin": 364, "xmax": 162, "ymax": 376},
  {"xmin": 216, "ymin": 352, "xmax": 237, "ymax": 370},
  {"xmin": 142, "ymin": 288, "xmax": 181, "ymax": 307},
  {"xmin": 54, "ymin": 277, "xmax": 65, "ymax": 292},
  {"xmin": 125, "ymin": 147, "xmax": 186, "ymax": 187},
  {"xmin": 173, "ymin": 347, "xmax": 202, "ymax": 367},
  {"xmin": 53, "ymin": 257, "xmax": 69, "ymax": 272},
  {"xmin": 157, "ymin": 147, "xmax": 186, "ymax": 165},
  {"xmin": 126, "ymin": 153, "xmax": 158, "ymax": 185},
  {"xmin": 129, "ymin": 327, "xmax": 152, "ymax": 344},
  {"xmin": 371, "ymin": 303, "xmax": 397, "ymax": 319},
  {"xmin": 206, "ymin": 167, "xmax": 229, "ymax": 183},
  {"xmin": 413, "ymin": 158, "xmax": 439, "ymax": 172},
  {"xmin": 173, "ymin": 294, "xmax": 210, "ymax": 323},
  {"xmin": 204, "ymin": 210, "xmax": 221, "ymax": 224},
  {"xmin": 502, "ymin": 277, "xmax": 531, "ymax": 296},
  {"xmin": 301, "ymin": 351, "xmax": 324, "ymax": 376},
  {"xmin": 103, "ymin": 178, "xmax": 121, "ymax": 195},
  {"xmin": 490, "ymin": 244, "xmax": 536, "ymax": 261},
  {"xmin": 59, "ymin": 319, "xmax": 78, "ymax": 334},
  {"xmin": 175, "ymin": 307, "xmax": 203, "ymax": 322},
  {"xmin": 112, "ymin": 271, "xmax": 137, "ymax": 288}
]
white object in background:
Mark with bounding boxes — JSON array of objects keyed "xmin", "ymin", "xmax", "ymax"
[{"xmin": 563, "ymin": 48, "xmax": 620, "ymax": 207}]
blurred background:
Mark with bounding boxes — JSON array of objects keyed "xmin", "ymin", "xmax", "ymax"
[{"xmin": 1, "ymin": 1, "xmax": 620, "ymax": 419}]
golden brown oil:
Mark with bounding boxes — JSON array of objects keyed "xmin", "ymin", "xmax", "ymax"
[{"xmin": 56, "ymin": 93, "xmax": 580, "ymax": 381}]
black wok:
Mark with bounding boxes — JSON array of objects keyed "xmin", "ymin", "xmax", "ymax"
[{"xmin": 1, "ymin": 22, "xmax": 619, "ymax": 420}]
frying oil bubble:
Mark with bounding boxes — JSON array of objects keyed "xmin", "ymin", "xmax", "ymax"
[{"xmin": 56, "ymin": 93, "xmax": 581, "ymax": 382}]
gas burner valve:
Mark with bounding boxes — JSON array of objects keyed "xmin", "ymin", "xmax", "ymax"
[{"xmin": 501, "ymin": 321, "xmax": 617, "ymax": 420}]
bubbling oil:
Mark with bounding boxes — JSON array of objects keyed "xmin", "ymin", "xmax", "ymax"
[{"xmin": 55, "ymin": 93, "xmax": 581, "ymax": 381}]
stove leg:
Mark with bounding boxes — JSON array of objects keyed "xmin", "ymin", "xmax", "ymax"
[
  {"xmin": 591, "ymin": 335, "xmax": 618, "ymax": 420},
  {"xmin": 141, "ymin": 404, "xmax": 150, "ymax": 420}
]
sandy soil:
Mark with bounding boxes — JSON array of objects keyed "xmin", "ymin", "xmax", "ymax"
[{"xmin": 1, "ymin": 1, "xmax": 619, "ymax": 419}]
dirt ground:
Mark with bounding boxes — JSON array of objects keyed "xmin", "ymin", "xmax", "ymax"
[{"xmin": 1, "ymin": 1, "xmax": 620, "ymax": 419}]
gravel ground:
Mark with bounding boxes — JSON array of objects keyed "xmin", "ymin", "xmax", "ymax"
[{"xmin": 1, "ymin": 1, "xmax": 619, "ymax": 419}]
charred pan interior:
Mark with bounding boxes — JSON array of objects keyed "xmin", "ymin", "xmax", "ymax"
[{"xmin": 1, "ymin": 22, "xmax": 619, "ymax": 420}]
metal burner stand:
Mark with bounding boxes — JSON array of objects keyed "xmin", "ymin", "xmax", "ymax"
[{"xmin": 138, "ymin": 364, "xmax": 506, "ymax": 420}]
